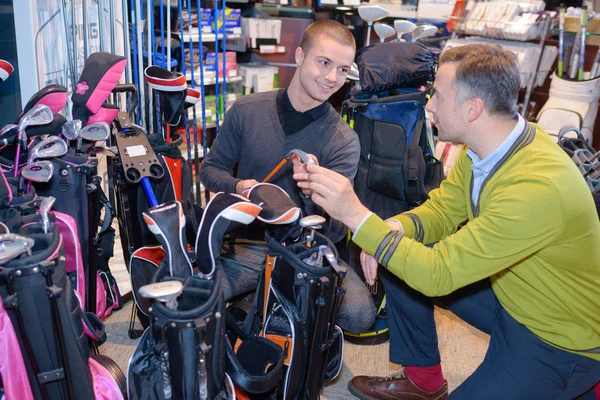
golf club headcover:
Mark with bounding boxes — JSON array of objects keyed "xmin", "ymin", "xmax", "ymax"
[
  {"xmin": 143, "ymin": 201, "xmax": 193, "ymax": 277},
  {"xmin": 184, "ymin": 87, "xmax": 200, "ymax": 110},
  {"xmin": 159, "ymin": 91, "xmax": 186, "ymax": 125},
  {"xmin": 243, "ymin": 183, "xmax": 301, "ymax": 225},
  {"xmin": 20, "ymin": 84, "xmax": 68, "ymax": 118},
  {"xmin": 87, "ymin": 103, "xmax": 119, "ymax": 127},
  {"xmin": 25, "ymin": 113, "xmax": 67, "ymax": 137},
  {"xmin": 0, "ymin": 59, "xmax": 13, "ymax": 82},
  {"xmin": 71, "ymin": 52, "xmax": 126, "ymax": 125},
  {"xmin": 144, "ymin": 65, "xmax": 187, "ymax": 92},
  {"xmin": 195, "ymin": 193, "xmax": 262, "ymax": 276}
]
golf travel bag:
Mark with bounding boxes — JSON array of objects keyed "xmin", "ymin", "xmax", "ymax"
[
  {"xmin": 340, "ymin": 41, "xmax": 443, "ymax": 344},
  {"xmin": 0, "ymin": 175, "xmax": 125, "ymax": 400}
]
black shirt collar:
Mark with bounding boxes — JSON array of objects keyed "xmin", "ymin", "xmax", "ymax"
[{"xmin": 277, "ymin": 88, "xmax": 329, "ymax": 121}]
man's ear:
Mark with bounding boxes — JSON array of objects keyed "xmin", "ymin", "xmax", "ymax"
[
  {"xmin": 295, "ymin": 47, "xmax": 305, "ymax": 67},
  {"xmin": 466, "ymin": 98, "xmax": 484, "ymax": 123}
]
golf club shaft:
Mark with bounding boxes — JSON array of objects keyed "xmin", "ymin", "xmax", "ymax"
[
  {"xmin": 195, "ymin": 0, "xmax": 208, "ymax": 205},
  {"xmin": 262, "ymin": 158, "xmax": 288, "ymax": 183},
  {"xmin": 558, "ymin": 4, "xmax": 565, "ymax": 77},
  {"xmin": 141, "ymin": 177, "xmax": 159, "ymax": 207},
  {"xmin": 578, "ymin": 6, "xmax": 587, "ymax": 81},
  {"xmin": 222, "ymin": 0, "xmax": 227, "ymax": 122},
  {"xmin": 214, "ymin": 0, "xmax": 220, "ymax": 133}
]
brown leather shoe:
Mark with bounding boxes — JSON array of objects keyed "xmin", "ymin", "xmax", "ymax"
[{"xmin": 347, "ymin": 369, "xmax": 448, "ymax": 400}]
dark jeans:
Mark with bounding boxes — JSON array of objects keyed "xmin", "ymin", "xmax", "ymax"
[{"xmin": 379, "ymin": 269, "xmax": 600, "ymax": 399}]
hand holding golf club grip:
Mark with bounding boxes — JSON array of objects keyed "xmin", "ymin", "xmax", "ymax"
[{"xmin": 143, "ymin": 201, "xmax": 193, "ymax": 277}]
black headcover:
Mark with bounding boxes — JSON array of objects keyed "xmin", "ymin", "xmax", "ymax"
[{"xmin": 356, "ymin": 42, "xmax": 437, "ymax": 92}]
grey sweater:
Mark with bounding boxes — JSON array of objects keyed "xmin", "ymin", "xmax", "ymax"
[{"xmin": 200, "ymin": 89, "xmax": 360, "ymax": 242}]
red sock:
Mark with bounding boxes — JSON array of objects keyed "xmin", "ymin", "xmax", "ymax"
[
  {"xmin": 594, "ymin": 380, "xmax": 600, "ymax": 399},
  {"xmin": 405, "ymin": 364, "xmax": 445, "ymax": 393}
]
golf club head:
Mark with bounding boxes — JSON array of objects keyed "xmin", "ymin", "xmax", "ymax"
[
  {"xmin": 348, "ymin": 63, "xmax": 360, "ymax": 81},
  {"xmin": 299, "ymin": 215, "xmax": 326, "ymax": 229},
  {"xmin": 285, "ymin": 149, "xmax": 318, "ymax": 165},
  {"xmin": 18, "ymin": 104, "xmax": 53, "ymax": 135},
  {"xmin": 27, "ymin": 136, "xmax": 68, "ymax": 164},
  {"xmin": 412, "ymin": 24, "xmax": 438, "ymax": 42},
  {"xmin": 80, "ymin": 122, "xmax": 110, "ymax": 142},
  {"xmin": 61, "ymin": 119, "xmax": 82, "ymax": 141},
  {"xmin": 89, "ymin": 145, "xmax": 117, "ymax": 157},
  {"xmin": 0, "ymin": 59, "xmax": 14, "ymax": 83},
  {"xmin": 358, "ymin": 5, "xmax": 390, "ymax": 23},
  {"xmin": 139, "ymin": 280, "xmax": 184, "ymax": 306},
  {"xmin": 374, "ymin": 23, "xmax": 396, "ymax": 43},
  {"xmin": 39, "ymin": 196, "xmax": 56, "ymax": 234},
  {"xmin": 1, "ymin": 124, "xmax": 18, "ymax": 137},
  {"xmin": 0, "ymin": 234, "xmax": 34, "ymax": 264},
  {"xmin": 21, "ymin": 160, "xmax": 54, "ymax": 183},
  {"xmin": 394, "ymin": 20, "xmax": 417, "ymax": 41}
]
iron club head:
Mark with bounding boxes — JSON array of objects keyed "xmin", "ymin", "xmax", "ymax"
[
  {"xmin": 77, "ymin": 122, "xmax": 110, "ymax": 151},
  {"xmin": 18, "ymin": 104, "xmax": 53, "ymax": 145},
  {"xmin": 0, "ymin": 234, "xmax": 34, "ymax": 264},
  {"xmin": 21, "ymin": 160, "xmax": 54, "ymax": 183},
  {"xmin": 27, "ymin": 136, "xmax": 68, "ymax": 165},
  {"xmin": 39, "ymin": 196, "xmax": 56, "ymax": 234},
  {"xmin": 61, "ymin": 119, "xmax": 82, "ymax": 148}
]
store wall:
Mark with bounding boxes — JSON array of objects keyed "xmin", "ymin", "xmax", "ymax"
[{"xmin": 0, "ymin": 0, "xmax": 21, "ymax": 127}]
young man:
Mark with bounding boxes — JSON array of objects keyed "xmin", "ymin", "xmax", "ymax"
[
  {"xmin": 200, "ymin": 20, "xmax": 376, "ymax": 334},
  {"xmin": 295, "ymin": 44, "xmax": 600, "ymax": 399}
]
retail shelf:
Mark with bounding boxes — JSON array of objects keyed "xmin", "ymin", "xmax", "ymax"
[
  {"xmin": 179, "ymin": 32, "xmax": 242, "ymax": 43},
  {"xmin": 184, "ymin": 72, "xmax": 243, "ymax": 85}
]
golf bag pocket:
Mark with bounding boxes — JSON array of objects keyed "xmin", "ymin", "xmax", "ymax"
[
  {"xmin": 367, "ymin": 119, "xmax": 408, "ymax": 200},
  {"xmin": 54, "ymin": 211, "xmax": 86, "ymax": 306},
  {"xmin": 128, "ymin": 267, "xmax": 229, "ymax": 400}
]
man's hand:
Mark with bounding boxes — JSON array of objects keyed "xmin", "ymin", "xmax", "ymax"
[
  {"xmin": 294, "ymin": 164, "xmax": 370, "ymax": 231},
  {"xmin": 235, "ymin": 179, "xmax": 259, "ymax": 195},
  {"xmin": 291, "ymin": 153, "xmax": 318, "ymax": 197},
  {"xmin": 360, "ymin": 220, "xmax": 403, "ymax": 285}
]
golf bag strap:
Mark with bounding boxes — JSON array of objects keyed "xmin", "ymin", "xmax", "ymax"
[
  {"xmin": 82, "ymin": 310, "xmax": 107, "ymax": 342},
  {"xmin": 98, "ymin": 186, "xmax": 114, "ymax": 234},
  {"xmin": 224, "ymin": 335, "xmax": 285, "ymax": 394},
  {"xmin": 403, "ymin": 112, "xmax": 427, "ymax": 206}
]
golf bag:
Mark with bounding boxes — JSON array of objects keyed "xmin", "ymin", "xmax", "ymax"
[
  {"xmin": 232, "ymin": 228, "xmax": 346, "ymax": 400},
  {"xmin": 0, "ymin": 176, "xmax": 125, "ymax": 400},
  {"xmin": 128, "ymin": 193, "xmax": 284, "ymax": 400},
  {"xmin": 340, "ymin": 41, "xmax": 442, "ymax": 344}
]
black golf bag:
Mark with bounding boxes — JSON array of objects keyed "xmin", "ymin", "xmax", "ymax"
[
  {"xmin": 340, "ymin": 41, "xmax": 443, "ymax": 344},
  {"xmin": 128, "ymin": 193, "xmax": 284, "ymax": 400},
  {"xmin": 0, "ymin": 175, "xmax": 125, "ymax": 400}
]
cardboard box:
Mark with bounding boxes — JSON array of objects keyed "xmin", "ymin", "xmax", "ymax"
[
  {"xmin": 205, "ymin": 52, "xmax": 237, "ymax": 78},
  {"xmin": 212, "ymin": 8, "xmax": 241, "ymax": 34}
]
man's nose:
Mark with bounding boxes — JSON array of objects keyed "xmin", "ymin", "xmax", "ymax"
[{"xmin": 325, "ymin": 68, "xmax": 337, "ymax": 82}]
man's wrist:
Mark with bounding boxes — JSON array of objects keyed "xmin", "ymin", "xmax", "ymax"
[{"xmin": 346, "ymin": 204, "xmax": 372, "ymax": 233}]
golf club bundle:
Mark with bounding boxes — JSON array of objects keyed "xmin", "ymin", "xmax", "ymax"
[
  {"xmin": 0, "ymin": 174, "xmax": 126, "ymax": 400},
  {"xmin": 340, "ymin": 41, "xmax": 442, "ymax": 345},
  {"xmin": 128, "ymin": 193, "xmax": 284, "ymax": 400}
]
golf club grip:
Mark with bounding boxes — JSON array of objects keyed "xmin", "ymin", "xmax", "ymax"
[
  {"xmin": 112, "ymin": 83, "xmax": 137, "ymax": 94},
  {"xmin": 143, "ymin": 201, "xmax": 193, "ymax": 277}
]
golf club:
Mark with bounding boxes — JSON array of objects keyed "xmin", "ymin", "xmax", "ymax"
[
  {"xmin": 21, "ymin": 161, "xmax": 55, "ymax": 184},
  {"xmin": 394, "ymin": 19, "xmax": 417, "ymax": 41},
  {"xmin": 77, "ymin": 122, "xmax": 111, "ymax": 152},
  {"xmin": 27, "ymin": 136, "xmax": 69, "ymax": 165},
  {"xmin": 411, "ymin": 24, "xmax": 438, "ymax": 42},
  {"xmin": 39, "ymin": 196, "xmax": 56, "ymax": 234},
  {"xmin": 0, "ymin": 233, "xmax": 34, "ymax": 264},
  {"xmin": 358, "ymin": 5, "xmax": 390, "ymax": 47},
  {"xmin": 374, "ymin": 23, "xmax": 396, "ymax": 43},
  {"xmin": 299, "ymin": 215, "xmax": 326, "ymax": 247},
  {"xmin": 558, "ymin": 3, "xmax": 565, "ymax": 77},
  {"xmin": 61, "ymin": 119, "xmax": 82, "ymax": 148},
  {"xmin": 139, "ymin": 280, "xmax": 184, "ymax": 311},
  {"xmin": 263, "ymin": 149, "xmax": 318, "ymax": 183},
  {"xmin": 14, "ymin": 105, "xmax": 53, "ymax": 177}
]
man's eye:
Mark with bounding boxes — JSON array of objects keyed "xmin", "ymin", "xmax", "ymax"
[
  {"xmin": 320, "ymin": 60, "xmax": 328, "ymax": 66},
  {"xmin": 340, "ymin": 68, "xmax": 349, "ymax": 74}
]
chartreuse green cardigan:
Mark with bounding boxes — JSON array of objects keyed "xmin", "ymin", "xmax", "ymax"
[{"xmin": 354, "ymin": 123, "xmax": 600, "ymax": 360}]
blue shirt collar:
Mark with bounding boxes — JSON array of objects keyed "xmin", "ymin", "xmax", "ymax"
[{"xmin": 467, "ymin": 114, "xmax": 525, "ymax": 173}]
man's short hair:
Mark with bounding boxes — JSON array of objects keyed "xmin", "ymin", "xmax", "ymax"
[
  {"xmin": 300, "ymin": 20, "xmax": 356, "ymax": 54},
  {"xmin": 440, "ymin": 44, "xmax": 520, "ymax": 118}
]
